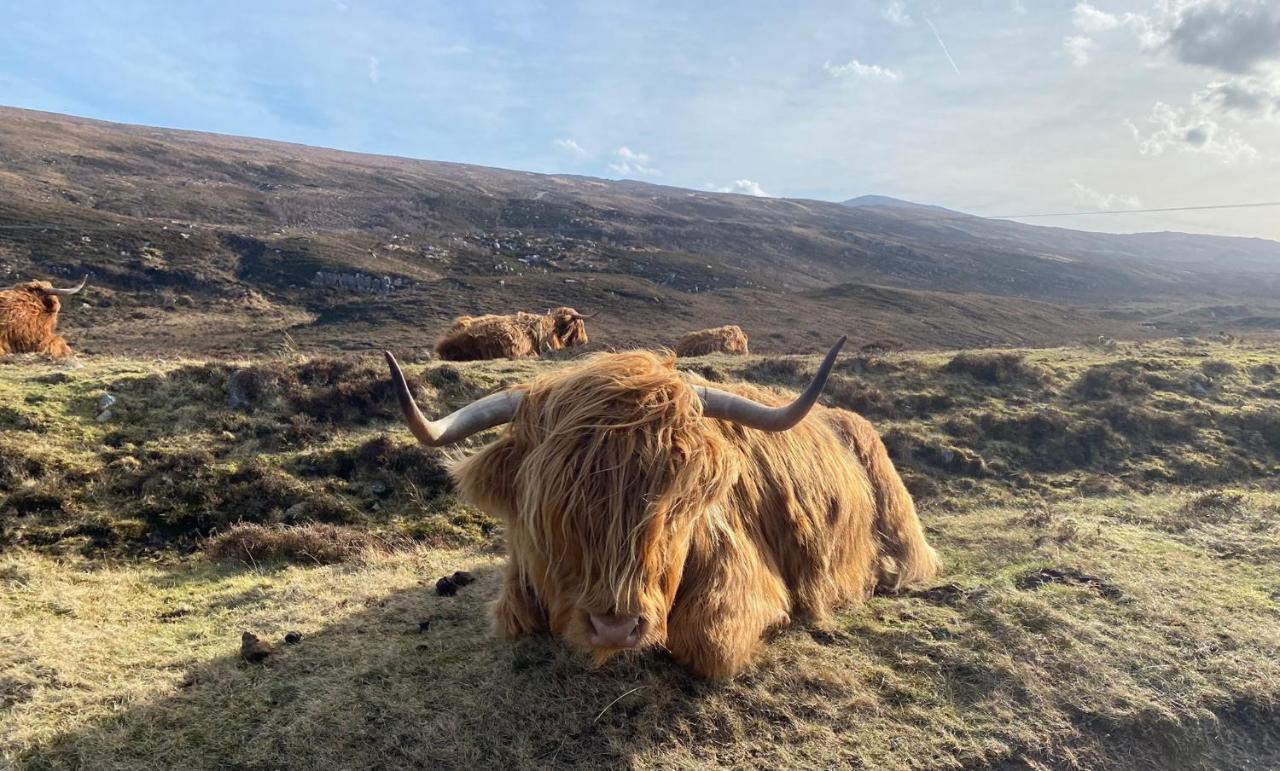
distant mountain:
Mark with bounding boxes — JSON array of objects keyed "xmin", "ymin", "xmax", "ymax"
[
  {"xmin": 1, "ymin": 106, "xmax": 1278, "ymax": 357},
  {"xmin": 841, "ymin": 195, "xmax": 958, "ymax": 214}
]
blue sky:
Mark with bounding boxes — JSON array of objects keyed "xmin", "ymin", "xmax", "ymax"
[{"xmin": 2, "ymin": 1, "xmax": 1278, "ymax": 239}]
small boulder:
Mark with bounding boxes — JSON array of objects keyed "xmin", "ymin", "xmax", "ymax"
[
  {"xmin": 284, "ymin": 631, "xmax": 303, "ymax": 645},
  {"xmin": 435, "ymin": 576, "xmax": 459, "ymax": 597},
  {"xmin": 450, "ymin": 570, "xmax": 475, "ymax": 586}
]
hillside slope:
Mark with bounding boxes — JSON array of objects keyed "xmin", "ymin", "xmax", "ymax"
[{"xmin": 2, "ymin": 106, "xmax": 1280, "ymax": 356}]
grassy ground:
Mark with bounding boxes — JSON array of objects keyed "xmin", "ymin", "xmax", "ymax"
[{"xmin": 2, "ymin": 339, "xmax": 1280, "ymax": 768}]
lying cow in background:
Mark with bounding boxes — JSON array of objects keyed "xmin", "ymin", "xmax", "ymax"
[
  {"xmin": 0, "ymin": 276, "xmax": 87, "ymax": 359},
  {"xmin": 385, "ymin": 337, "xmax": 940, "ymax": 678},
  {"xmin": 435, "ymin": 307, "xmax": 593, "ymax": 361},
  {"xmin": 675, "ymin": 324, "xmax": 749, "ymax": 357}
]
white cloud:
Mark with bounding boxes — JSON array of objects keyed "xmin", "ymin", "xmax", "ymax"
[
  {"xmin": 367, "ymin": 56, "xmax": 380, "ymax": 84},
  {"xmin": 824, "ymin": 58, "xmax": 904, "ymax": 82},
  {"xmin": 1064, "ymin": 36, "xmax": 1094, "ymax": 67},
  {"xmin": 707, "ymin": 179, "xmax": 773, "ymax": 197},
  {"xmin": 553, "ymin": 138, "xmax": 589, "ymax": 158},
  {"xmin": 609, "ymin": 146, "xmax": 659, "ymax": 176},
  {"xmin": 884, "ymin": 1, "xmax": 912, "ymax": 26},
  {"xmin": 1125, "ymin": 101, "xmax": 1258, "ymax": 163},
  {"xmin": 1011, "ymin": 0, "xmax": 1028, "ymax": 15},
  {"xmin": 1069, "ymin": 179, "xmax": 1141, "ymax": 209},
  {"xmin": 1072, "ymin": 2, "xmax": 1122, "ymax": 33},
  {"xmin": 1195, "ymin": 73, "xmax": 1280, "ymax": 121},
  {"xmin": 1076, "ymin": 1, "xmax": 1280, "ymax": 74},
  {"xmin": 1163, "ymin": 0, "xmax": 1280, "ymax": 74}
]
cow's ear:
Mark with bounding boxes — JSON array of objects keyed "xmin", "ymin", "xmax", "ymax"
[{"xmin": 42, "ymin": 293, "xmax": 60, "ymax": 313}]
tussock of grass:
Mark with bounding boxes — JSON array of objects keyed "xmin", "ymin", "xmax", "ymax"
[
  {"xmin": 203, "ymin": 522, "xmax": 409, "ymax": 564},
  {"xmin": 943, "ymin": 351, "xmax": 1043, "ymax": 386}
]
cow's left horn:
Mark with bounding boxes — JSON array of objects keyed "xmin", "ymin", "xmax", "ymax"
[
  {"xmin": 385, "ymin": 351, "xmax": 523, "ymax": 446},
  {"xmin": 570, "ymin": 311, "xmax": 599, "ymax": 320},
  {"xmin": 47, "ymin": 276, "xmax": 88, "ymax": 296},
  {"xmin": 699, "ymin": 336, "xmax": 846, "ymax": 432}
]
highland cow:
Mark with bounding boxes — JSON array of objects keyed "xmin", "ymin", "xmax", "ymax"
[
  {"xmin": 675, "ymin": 324, "xmax": 749, "ymax": 357},
  {"xmin": 0, "ymin": 276, "xmax": 87, "ymax": 359},
  {"xmin": 435, "ymin": 307, "xmax": 593, "ymax": 361},
  {"xmin": 385, "ymin": 337, "xmax": 939, "ymax": 678}
]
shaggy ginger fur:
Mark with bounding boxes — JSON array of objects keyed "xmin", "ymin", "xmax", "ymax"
[
  {"xmin": 0, "ymin": 281, "xmax": 75, "ymax": 358},
  {"xmin": 451, "ymin": 350, "xmax": 939, "ymax": 678},
  {"xmin": 435, "ymin": 307, "xmax": 589, "ymax": 361},
  {"xmin": 674, "ymin": 324, "xmax": 749, "ymax": 357}
]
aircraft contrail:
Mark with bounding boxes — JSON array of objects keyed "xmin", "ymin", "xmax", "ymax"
[{"xmin": 923, "ymin": 14, "xmax": 961, "ymax": 74}]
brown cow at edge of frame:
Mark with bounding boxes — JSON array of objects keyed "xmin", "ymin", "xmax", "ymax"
[
  {"xmin": 0, "ymin": 276, "xmax": 87, "ymax": 359},
  {"xmin": 675, "ymin": 324, "xmax": 749, "ymax": 357},
  {"xmin": 434, "ymin": 307, "xmax": 593, "ymax": 361},
  {"xmin": 383, "ymin": 337, "xmax": 941, "ymax": 679}
]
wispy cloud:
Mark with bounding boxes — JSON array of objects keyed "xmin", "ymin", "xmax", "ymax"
[
  {"xmin": 553, "ymin": 137, "xmax": 588, "ymax": 158},
  {"xmin": 1069, "ymin": 179, "xmax": 1140, "ymax": 209},
  {"xmin": 609, "ymin": 146, "xmax": 658, "ymax": 176},
  {"xmin": 824, "ymin": 58, "xmax": 903, "ymax": 82},
  {"xmin": 707, "ymin": 179, "xmax": 772, "ymax": 197},
  {"xmin": 1125, "ymin": 101, "xmax": 1258, "ymax": 164},
  {"xmin": 1063, "ymin": 36, "xmax": 1093, "ymax": 68},
  {"xmin": 884, "ymin": 1, "xmax": 912, "ymax": 27},
  {"xmin": 922, "ymin": 14, "xmax": 961, "ymax": 74},
  {"xmin": 367, "ymin": 56, "xmax": 380, "ymax": 85}
]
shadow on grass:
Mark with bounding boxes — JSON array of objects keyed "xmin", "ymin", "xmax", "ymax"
[{"xmin": 13, "ymin": 561, "xmax": 721, "ymax": 771}]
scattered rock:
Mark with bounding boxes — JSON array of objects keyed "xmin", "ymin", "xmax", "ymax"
[
  {"xmin": 95, "ymin": 408, "xmax": 114, "ymax": 422},
  {"xmin": 1017, "ymin": 567, "xmax": 1123, "ymax": 600},
  {"xmin": 284, "ymin": 631, "xmax": 303, "ymax": 645},
  {"xmin": 418, "ymin": 619, "xmax": 432, "ymax": 633},
  {"xmin": 240, "ymin": 631, "xmax": 275, "ymax": 663},
  {"xmin": 98, "ymin": 394, "xmax": 116, "ymax": 411},
  {"xmin": 435, "ymin": 576, "xmax": 459, "ymax": 597},
  {"xmin": 450, "ymin": 570, "xmax": 475, "ymax": 586}
]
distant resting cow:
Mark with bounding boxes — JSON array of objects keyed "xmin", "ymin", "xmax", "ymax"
[
  {"xmin": 0, "ymin": 276, "xmax": 87, "ymax": 359},
  {"xmin": 674, "ymin": 324, "xmax": 749, "ymax": 357},
  {"xmin": 385, "ymin": 337, "xmax": 940, "ymax": 678},
  {"xmin": 435, "ymin": 307, "xmax": 593, "ymax": 361}
]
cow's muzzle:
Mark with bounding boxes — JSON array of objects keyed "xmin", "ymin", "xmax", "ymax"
[{"xmin": 587, "ymin": 613, "xmax": 646, "ymax": 648}]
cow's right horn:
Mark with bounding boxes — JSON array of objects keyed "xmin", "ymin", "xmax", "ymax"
[
  {"xmin": 699, "ymin": 337, "xmax": 846, "ymax": 432},
  {"xmin": 385, "ymin": 351, "xmax": 523, "ymax": 446},
  {"xmin": 47, "ymin": 276, "xmax": 88, "ymax": 296}
]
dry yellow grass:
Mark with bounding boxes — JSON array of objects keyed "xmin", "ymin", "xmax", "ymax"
[
  {"xmin": 3, "ymin": 340, "xmax": 1280, "ymax": 768},
  {"xmin": 4, "ymin": 491, "xmax": 1280, "ymax": 770}
]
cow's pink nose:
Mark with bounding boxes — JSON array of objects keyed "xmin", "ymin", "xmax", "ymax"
[{"xmin": 588, "ymin": 614, "xmax": 643, "ymax": 647}]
